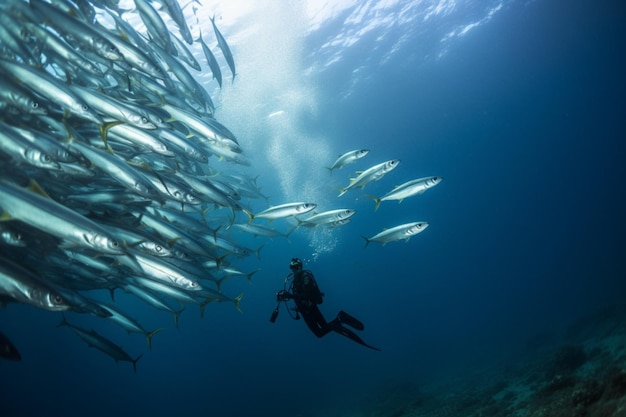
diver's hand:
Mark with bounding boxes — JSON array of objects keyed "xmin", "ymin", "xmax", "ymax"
[{"xmin": 276, "ymin": 290, "xmax": 291, "ymax": 301}]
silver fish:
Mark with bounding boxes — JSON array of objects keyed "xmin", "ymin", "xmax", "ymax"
[
  {"xmin": 58, "ymin": 316, "xmax": 142, "ymax": 372},
  {"xmin": 366, "ymin": 176, "xmax": 443, "ymax": 210},
  {"xmin": 363, "ymin": 221, "xmax": 429, "ymax": 247},
  {"xmin": 97, "ymin": 302, "xmax": 162, "ymax": 350},
  {"xmin": 338, "ymin": 159, "xmax": 400, "ymax": 197},
  {"xmin": 0, "ymin": 257, "xmax": 70, "ymax": 311},
  {"xmin": 0, "ymin": 77, "xmax": 47, "ymax": 115},
  {"xmin": 327, "ymin": 149, "xmax": 369, "ymax": 174},
  {"xmin": 69, "ymin": 140, "xmax": 163, "ymax": 202},
  {"xmin": 0, "ymin": 180, "xmax": 124, "ymax": 255},
  {"xmin": 30, "ymin": 0, "xmax": 122, "ymax": 61},
  {"xmin": 0, "ymin": 123, "xmax": 61, "ymax": 170},
  {"xmin": 0, "ymin": 59, "xmax": 102, "ymax": 124},
  {"xmin": 244, "ymin": 202, "xmax": 317, "ymax": 223},
  {"xmin": 198, "ymin": 28, "xmax": 223, "ymax": 88},
  {"xmin": 133, "ymin": 0, "xmax": 175, "ymax": 54},
  {"xmin": 298, "ymin": 209, "xmax": 357, "ymax": 228},
  {"xmin": 210, "ymin": 15, "xmax": 236, "ymax": 81}
]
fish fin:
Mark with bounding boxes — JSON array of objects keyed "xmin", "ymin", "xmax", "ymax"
[
  {"xmin": 361, "ymin": 236, "xmax": 370, "ymax": 248},
  {"xmin": 363, "ymin": 194, "xmax": 381, "ymax": 211},
  {"xmin": 145, "ymin": 328, "xmax": 163, "ymax": 351},
  {"xmin": 167, "ymin": 237, "xmax": 181, "ymax": 247},
  {"xmin": 255, "ymin": 244, "xmax": 264, "ymax": 261},
  {"xmin": 173, "ymin": 308, "xmax": 184, "ymax": 329},
  {"xmin": 98, "ymin": 120, "xmax": 123, "ymax": 147},
  {"xmin": 214, "ymin": 276, "xmax": 226, "ymax": 293},
  {"xmin": 246, "ymin": 268, "xmax": 261, "ymax": 282},
  {"xmin": 199, "ymin": 298, "xmax": 213, "ymax": 318},
  {"xmin": 57, "ymin": 313, "xmax": 70, "ymax": 328},
  {"xmin": 27, "ymin": 179, "xmax": 52, "ymax": 199},
  {"xmin": 132, "ymin": 354, "xmax": 143, "ymax": 373},
  {"xmin": 242, "ymin": 209, "xmax": 254, "ymax": 224},
  {"xmin": 233, "ymin": 293, "xmax": 244, "ymax": 313},
  {"xmin": 0, "ymin": 211, "xmax": 13, "ymax": 222},
  {"xmin": 336, "ymin": 186, "xmax": 347, "ymax": 197}
]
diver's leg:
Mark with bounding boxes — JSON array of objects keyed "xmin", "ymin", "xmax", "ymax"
[
  {"xmin": 302, "ymin": 306, "xmax": 333, "ymax": 337},
  {"xmin": 336, "ymin": 311, "xmax": 364, "ymax": 331}
]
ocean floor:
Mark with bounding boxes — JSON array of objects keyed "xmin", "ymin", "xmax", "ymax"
[{"xmin": 351, "ymin": 306, "xmax": 626, "ymax": 417}]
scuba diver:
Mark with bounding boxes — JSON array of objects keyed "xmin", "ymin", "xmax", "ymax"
[{"xmin": 270, "ymin": 258, "xmax": 380, "ymax": 351}]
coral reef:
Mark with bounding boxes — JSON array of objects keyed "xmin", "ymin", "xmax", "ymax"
[{"xmin": 344, "ymin": 307, "xmax": 626, "ymax": 417}]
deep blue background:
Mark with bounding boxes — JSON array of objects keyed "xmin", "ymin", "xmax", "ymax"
[{"xmin": 1, "ymin": 1, "xmax": 625, "ymax": 416}]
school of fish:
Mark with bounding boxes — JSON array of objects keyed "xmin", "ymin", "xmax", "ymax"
[
  {"xmin": 0, "ymin": 0, "xmax": 443, "ymax": 368},
  {"xmin": 0, "ymin": 0, "xmax": 265, "ymax": 369}
]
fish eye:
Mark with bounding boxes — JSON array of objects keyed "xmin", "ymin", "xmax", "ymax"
[
  {"xmin": 111, "ymin": 240, "xmax": 120, "ymax": 248},
  {"xmin": 190, "ymin": 282, "xmax": 198, "ymax": 287},
  {"xmin": 31, "ymin": 101, "xmax": 39, "ymax": 109},
  {"xmin": 81, "ymin": 104, "xmax": 89, "ymax": 111},
  {"xmin": 43, "ymin": 154, "xmax": 51, "ymax": 162},
  {"xmin": 155, "ymin": 245, "xmax": 163, "ymax": 252},
  {"xmin": 141, "ymin": 117, "xmax": 149, "ymax": 124},
  {"xmin": 136, "ymin": 183, "xmax": 149, "ymax": 194},
  {"xmin": 51, "ymin": 294, "xmax": 64, "ymax": 305}
]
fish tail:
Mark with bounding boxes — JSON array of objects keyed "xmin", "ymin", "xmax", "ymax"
[
  {"xmin": 243, "ymin": 209, "xmax": 254, "ymax": 224},
  {"xmin": 255, "ymin": 244, "xmax": 264, "ymax": 261},
  {"xmin": 361, "ymin": 236, "xmax": 370, "ymax": 248},
  {"xmin": 216, "ymin": 254, "xmax": 228, "ymax": 269},
  {"xmin": 57, "ymin": 313, "xmax": 70, "ymax": 328},
  {"xmin": 246, "ymin": 268, "xmax": 261, "ymax": 282},
  {"xmin": 132, "ymin": 354, "xmax": 143, "ymax": 373},
  {"xmin": 285, "ymin": 225, "xmax": 297, "ymax": 243},
  {"xmin": 199, "ymin": 298, "xmax": 212, "ymax": 318},
  {"xmin": 99, "ymin": 120, "xmax": 124, "ymax": 148},
  {"xmin": 233, "ymin": 293, "xmax": 244, "ymax": 313},
  {"xmin": 173, "ymin": 308, "xmax": 184, "ymax": 329},
  {"xmin": 363, "ymin": 194, "xmax": 381, "ymax": 211},
  {"xmin": 214, "ymin": 276, "xmax": 226, "ymax": 292},
  {"xmin": 145, "ymin": 328, "xmax": 163, "ymax": 351}
]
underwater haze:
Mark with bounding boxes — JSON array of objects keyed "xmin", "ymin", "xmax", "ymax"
[{"xmin": 1, "ymin": 0, "xmax": 626, "ymax": 416}]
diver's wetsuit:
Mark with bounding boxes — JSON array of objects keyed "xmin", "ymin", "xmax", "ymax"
[{"xmin": 286, "ymin": 269, "xmax": 380, "ymax": 351}]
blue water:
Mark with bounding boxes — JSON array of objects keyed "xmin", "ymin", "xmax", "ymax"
[{"xmin": 1, "ymin": 1, "xmax": 625, "ymax": 416}]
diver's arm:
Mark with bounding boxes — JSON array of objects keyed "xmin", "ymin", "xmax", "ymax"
[{"xmin": 277, "ymin": 290, "xmax": 305, "ymax": 301}]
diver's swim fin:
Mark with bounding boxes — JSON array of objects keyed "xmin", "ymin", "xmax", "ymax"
[
  {"xmin": 337, "ymin": 310, "xmax": 364, "ymax": 331},
  {"xmin": 332, "ymin": 323, "xmax": 381, "ymax": 351}
]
